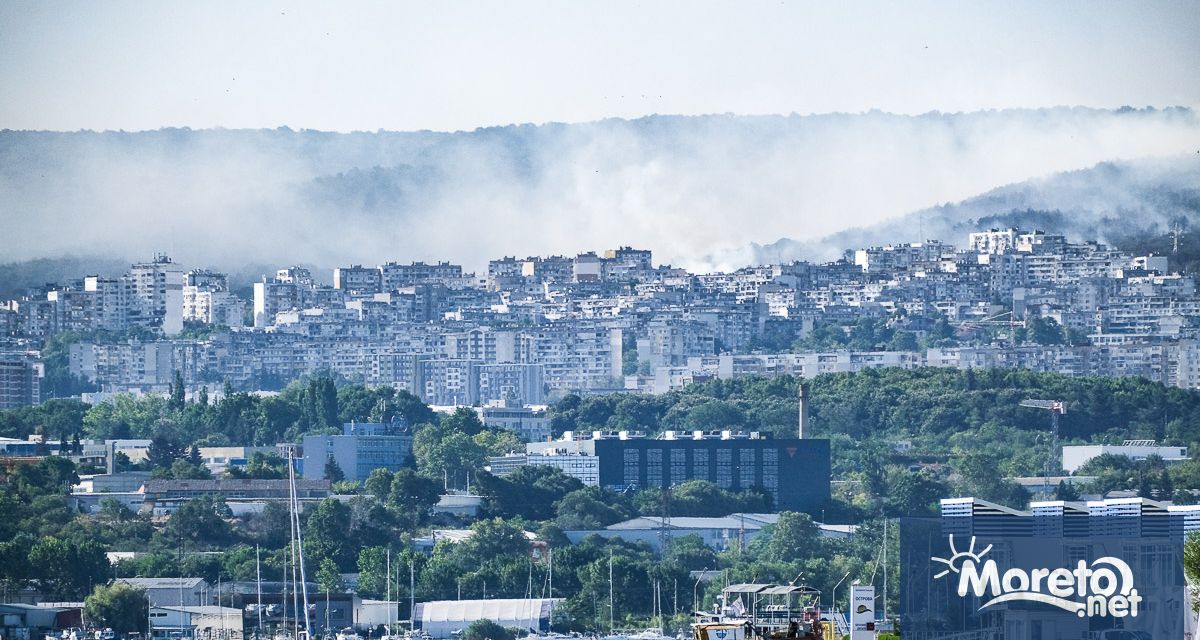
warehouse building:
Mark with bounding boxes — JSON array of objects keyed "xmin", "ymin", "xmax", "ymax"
[{"xmin": 412, "ymin": 598, "xmax": 562, "ymax": 639}]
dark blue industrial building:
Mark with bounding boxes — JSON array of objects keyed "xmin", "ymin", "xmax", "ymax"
[{"xmin": 589, "ymin": 432, "xmax": 830, "ymax": 514}]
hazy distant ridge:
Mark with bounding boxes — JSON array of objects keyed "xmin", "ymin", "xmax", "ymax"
[
  {"xmin": 727, "ymin": 155, "xmax": 1200, "ymax": 265},
  {"xmin": 2, "ymin": 107, "xmax": 1198, "ymax": 272}
]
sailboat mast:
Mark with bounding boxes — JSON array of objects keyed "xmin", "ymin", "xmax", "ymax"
[
  {"xmin": 409, "ymin": 561, "xmax": 415, "ymax": 631},
  {"xmin": 282, "ymin": 539, "xmax": 289, "ymax": 637},
  {"xmin": 289, "ymin": 452, "xmax": 313, "ymax": 640},
  {"xmin": 386, "ymin": 548, "xmax": 392, "ymax": 637},
  {"xmin": 608, "ymin": 550, "xmax": 614, "ymax": 632},
  {"xmin": 882, "ymin": 518, "xmax": 888, "ymax": 624},
  {"xmin": 256, "ymin": 545, "xmax": 264, "ymax": 640},
  {"xmin": 290, "ymin": 487, "xmax": 300, "ymax": 639}
]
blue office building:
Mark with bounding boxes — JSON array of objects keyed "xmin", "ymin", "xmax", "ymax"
[{"xmin": 302, "ymin": 420, "xmax": 413, "ymax": 482}]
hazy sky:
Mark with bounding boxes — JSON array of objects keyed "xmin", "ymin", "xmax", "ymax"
[{"xmin": 1, "ymin": 1, "xmax": 1198, "ymax": 132}]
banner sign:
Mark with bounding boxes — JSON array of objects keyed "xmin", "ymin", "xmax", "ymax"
[
  {"xmin": 900, "ymin": 516, "xmax": 1189, "ymax": 639},
  {"xmin": 849, "ymin": 584, "xmax": 875, "ymax": 640}
]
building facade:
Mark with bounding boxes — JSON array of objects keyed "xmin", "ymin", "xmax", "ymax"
[
  {"xmin": 0, "ymin": 351, "xmax": 43, "ymax": 408},
  {"xmin": 302, "ymin": 421, "xmax": 414, "ymax": 482}
]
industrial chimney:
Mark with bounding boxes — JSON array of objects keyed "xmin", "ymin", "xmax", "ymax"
[{"xmin": 798, "ymin": 382, "xmax": 809, "ymax": 439}]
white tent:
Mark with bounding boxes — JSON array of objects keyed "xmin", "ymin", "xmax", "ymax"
[{"xmin": 413, "ymin": 598, "xmax": 562, "ymax": 639}]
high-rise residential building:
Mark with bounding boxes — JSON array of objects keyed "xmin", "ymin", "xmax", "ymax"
[
  {"xmin": 380, "ymin": 261, "xmax": 463, "ymax": 290},
  {"xmin": 333, "ymin": 265, "xmax": 383, "ymax": 294},
  {"xmin": 253, "ymin": 267, "xmax": 313, "ymax": 328},
  {"xmin": 477, "ymin": 363, "xmax": 545, "ymax": 406},
  {"xmin": 82, "ymin": 275, "xmax": 130, "ymax": 331},
  {"xmin": 125, "ymin": 254, "xmax": 185, "ymax": 335},
  {"xmin": 0, "ymin": 351, "xmax": 43, "ymax": 408},
  {"xmin": 183, "ymin": 270, "xmax": 244, "ymax": 327}
]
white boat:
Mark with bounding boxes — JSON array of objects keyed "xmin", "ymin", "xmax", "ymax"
[
  {"xmin": 606, "ymin": 629, "xmax": 671, "ymax": 640},
  {"xmin": 692, "ymin": 584, "xmax": 829, "ymax": 640}
]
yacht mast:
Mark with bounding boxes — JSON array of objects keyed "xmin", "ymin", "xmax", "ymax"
[
  {"xmin": 386, "ymin": 548, "xmax": 392, "ymax": 637},
  {"xmin": 882, "ymin": 518, "xmax": 888, "ymax": 623},
  {"xmin": 290, "ymin": 492, "xmax": 299, "ymax": 638},
  {"xmin": 256, "ymin": 545, "xmax": 264, "ymax": 640},
  {"xmin": 289, "ymin": 451, "xmax": 313, "ymax": 640},
  {"xmin": 608, "ymin": 550, "xmax": 614, "ymax": 632}
]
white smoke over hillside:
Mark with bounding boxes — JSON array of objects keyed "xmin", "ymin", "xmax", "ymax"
[{"xmin": 1, "ymin": 107, "xmax": 1198, "ymax": 273}]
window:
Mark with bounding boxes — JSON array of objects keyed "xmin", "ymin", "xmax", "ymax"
[
  {"xmin": 693, "ymin": 449, "xmax": 709, "ymax": 480},
  {"xmin": 647, "ymin": 449, "xmax": 663, "ymax": 486},
  {"xmin": 762, "ymin": 449, "xmax": 779, "ymax": 491},
  {"xmin": 623, "ymin": 449, "xmax": 640, "ymax": 487},
  {"xmin": 716, "ymin": 449, "xmax": 732, "ymax": 488},
  {"xmin": 670, "ymin": 449, "xmax": 687, "ymax": 485},
  {"xmin": 739, "ymin": 449, "xmax": 756, "ymax": 488}
]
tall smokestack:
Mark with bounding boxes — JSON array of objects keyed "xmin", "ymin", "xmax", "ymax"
[{"xmin": 798, "ymin": 382, "xmax": 809, "ymax": 439}]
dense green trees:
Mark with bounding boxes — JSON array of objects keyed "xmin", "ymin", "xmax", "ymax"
[
  {"xmin": 463, "ymin": 619, "xmax": 514, "ymax": 640},
  {"xmin": 84, "ymin": 582, "xmax": 148, "ymax": 633},
  {"xmin": 28, "ymin": 537, "xmax": 110, "ymax": 598},
  {"xmin": 554, "ymin": 486, "xmax": 633, "ymax": 529},
  {"xmin": 226, "ymin": 452, "xmax": 288, "ymax": 479},
  {"xmin": 633, "ymin": 480, "xmax": 772, "ymax": 517},
  {"xmin": 0, "ymin": 374, "xmax": 444, "ymax": 456},
  {"xmin": 365, "ymin": 468, "xmax": 441, "ymax": 528},
  {"xmin": 0, "ymin": 398, "xmax": 89, "ymax": 441},
  {"xmin": 544, "ymin": 368, "xmax": 1200, "ymax": 508},
  {"xmin": 163, "ymin": 496, "xmax": 235, "ymax": 549},
  {"xmin": 1077, "ymin": 453, "xmax": 1196, "ymax": 501},
  {"xmin": 475, "ymin": 466, "xmax": 585, "ymax": 521},
  {"xmin": 304, "ymin": 498, "xmax": 356, "ymax": 568}
]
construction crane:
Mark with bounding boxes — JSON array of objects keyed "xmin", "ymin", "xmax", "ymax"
[{"xmin": 1020, "ymin": 399, "xmax": 1067, "ymax": 486}]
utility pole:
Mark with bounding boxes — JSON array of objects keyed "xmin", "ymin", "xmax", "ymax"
[{"xmin": 693, "ymin": 568, "xmax": 708, "ymax": 613}]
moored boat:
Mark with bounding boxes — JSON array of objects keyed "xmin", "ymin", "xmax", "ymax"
[{"xmin": 692, "ymin": 584, "xmax": 830, "ymax": 640}]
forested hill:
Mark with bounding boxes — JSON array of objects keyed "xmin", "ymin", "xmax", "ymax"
[
  {"xmin": 735, "ymin": 154, "xmax": 1200, "ymax": 265},
  {"xmin": 551, "ymin": 367, "xmax": 1200, "ymax": 470}
]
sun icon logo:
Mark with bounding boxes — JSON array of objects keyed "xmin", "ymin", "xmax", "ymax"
[{"xmin": 931, "ymin": 535, "xmax": 993, "ymax": 580}]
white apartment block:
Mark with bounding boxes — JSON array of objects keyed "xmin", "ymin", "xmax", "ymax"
[{"xmin": 126, "ymin": 254, "xmax": 185, "ymax": 335}]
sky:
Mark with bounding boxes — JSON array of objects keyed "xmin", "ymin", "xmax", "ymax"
[{"xmin": 1, "ymin": 1, "xmax": 1198, "ymax": 132}]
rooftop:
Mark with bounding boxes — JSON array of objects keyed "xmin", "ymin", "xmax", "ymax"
[
  {"xmin": 143, "ymin": 478, "xmax": 330, "ymax": 492},
  {"xmin": 119, "ymin": 577, "xmax": 207, "ymax": 588}
]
